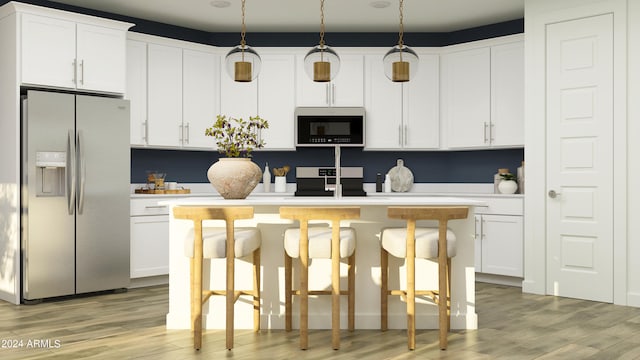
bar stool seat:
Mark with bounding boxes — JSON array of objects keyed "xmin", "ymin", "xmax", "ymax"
[
  {"xmin": 380, "ymin": 206, "xmax": 469, "ymax": 351},
  {"xmin": 284, "ymin": 227, "xmax": 356, "ymax": 259},
  {"xmin": 280, "ymin": 207, "xmax": 360, "ymax": 350},
  {"xmin": 381, "ymin": 227, "xmax": 457, "ymax": 259},
  {"xmin": 173, "ymin": 206, "xmax": 261, "ymax": 351}
]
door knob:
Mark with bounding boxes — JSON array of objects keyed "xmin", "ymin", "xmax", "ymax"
[{"xmin": 548, "ymin": 190, "xmax": 561, "ymax": 198}]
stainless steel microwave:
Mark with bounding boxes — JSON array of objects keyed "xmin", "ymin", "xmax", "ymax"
[{"xmin": 295, "ymin": 107, "xmax": 365, "ymax": 147}]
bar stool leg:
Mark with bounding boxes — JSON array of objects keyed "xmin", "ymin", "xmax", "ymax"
[
  {"xmin": 192, "ymin": 220, "xmax": 204, "ymax": 350},
  {"xmin": 406, "ymin": 219, "xmax": 416, "ymax": 351},
  {"xmin": 331, "ymin": 224, "xmax": 341, "ymax": 350},
  {"xmin": 348, "ymin": 252, "xmax": 355, "ymax": 332},
  {"xmin": 226, "ymin": 223, "xmax": 235, "ymax": 350},
  {"xmin": 253, "ymin": 248, "xmax": 261, "ymax": 332},
  {"xmin": 447, "ymin": 257, "xmax": 452, "ymax": 331},
  {"xmin": 380, "ymin": 247, "xmax": 388, "ymax": 331},
  {"xmin": 300, "ymin": 222, "xmax": 309, "ymax": 350},
  {"xmin": 438, "ymin": 220, "xmax": 449, "ymax": 350},
  {"xmin": 284, "ymin": 252, "xmax": 292, "ymax": 332}
]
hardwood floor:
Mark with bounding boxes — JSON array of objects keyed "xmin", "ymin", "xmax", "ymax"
[{"xmin": 2, "ymin": 282, "xmax": 640, "ymax": 359}]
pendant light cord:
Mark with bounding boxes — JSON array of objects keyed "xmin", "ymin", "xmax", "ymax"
[
  {"xmin": 240, "ymin": 0, "xmax": 247, "ymax": 60},
  {"xmin": 398, "ymin": 0, "xmax": 404, "ymax": 60},
  {"xmin": 319, "ymin": 0, "xmax": 326, "ymax": 48}
]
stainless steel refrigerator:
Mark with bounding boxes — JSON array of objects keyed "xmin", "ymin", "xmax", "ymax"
[{"xmin": 21, "ymin": 90, "xmax": 130, "ymax": 302}]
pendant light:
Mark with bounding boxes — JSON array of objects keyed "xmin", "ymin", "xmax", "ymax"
[
  {"xmin": 225, "ymin": 0, "xmax": 261, "ymax": 82},
  {"xmin": 383, "ymin": 0, "xmax": 418, "ymax": 82},
  {"xmin": 304, "ymin": 0, "xmax": 340, "ymax": 82}
]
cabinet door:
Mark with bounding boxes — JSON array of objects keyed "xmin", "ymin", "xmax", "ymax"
[
  {"xmin": 130, "ymin": 215, "xmax": 169, "ymax": 278},
  {"xmin": 490, "ymin": 41, "xmax": 524, "ymax": 147},
  {"xmin": 442, "ymin": 47, "xmax": 490, "ymax": 148},
  {"xmin": 183, "ymin": 49, "xmax": 219, "ymax": 149},
  {"xmin": 480, "ymin": 214, "xmax": 523, "ymax": 277},
  {"xmin": 220, "ymin": 60, "xmax": 258, "ymax": 120},
  {"xmin": 126, "ymin": 40, "xmax": 148, "ymax": 146},
  {"xmin": 404, "ymin": 53, "xmax": 440, "ymax": 149},
  {"xmin": 258, "ymin": 54, "xmax": 296, "ymax": 150},
  {"xmin": 20, "ymin": 13, "xmax": 76, "ymax": 89},
  {"xmin": 76, "ymin": 23, "xmax": 126, "ymax": 93},
  {"xmin": 364, "ymin": 54, "xmax": 403, "ymax": 149},
  {"xmin": 331, "ymin": 54, "xmax": 364, "ymax": 106},
  {"xmin": 296, "ymin": 53, "xmax": 364, "ymax": 107},
  {"xmin": 147, "ymin": 44, "xmax": 183, "ymax": 147}
]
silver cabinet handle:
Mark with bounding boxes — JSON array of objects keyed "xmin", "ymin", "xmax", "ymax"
[
  {"xmin": 72, "ymin": 60, "xmax": 77, "ymax": 85},
  {"xmin": 490, "ymin": 123, "xmax": 495, "ymax": 143},
  {"xmin": 398, "ymin": 125, "xmax": 402, "ymax": 146},
  {"xmin": 141, "ymin": 121, "xmax": 148, "ymax": 143},
  {"xmin": 404, "ymin": 124, "xmax": 408, "ymax": 146},
  {"xmin": 79, "ymin": 59, "xmax": 84, "ymax": 85},
  {"xmin": 548, "ymin": 190, "xmax": 561, "ymax": 198},
  {"xmin": 178, "ymin": 124, "xmax": 184, "ymax": 143},
  {"xmin": 185, "ymin": 122, "xmax": 190, "ymax": 144},
  {"xmin": 144, "ymin": 205, "xmax": 168, "ymax": 209},
  {"xmin": 325, "ymin": 84, "xmax": 330, "ymax": 105},
  {"xmin": 483, "ymin": 122, "xmax": 489, "ymax": 143},
  {"xmin": 332, "ymin": 84, "xmax": 336, "ymax": 105}
]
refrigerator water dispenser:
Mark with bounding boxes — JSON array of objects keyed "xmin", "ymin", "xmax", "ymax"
[{"xmin": 35, "ymin": 151, "xmax": 66, "ymax": 197}]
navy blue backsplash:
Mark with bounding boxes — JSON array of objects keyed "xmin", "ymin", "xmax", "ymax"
[{"xmin": 132, "ymin": 148, "xmax": 524, "ymax": 184}]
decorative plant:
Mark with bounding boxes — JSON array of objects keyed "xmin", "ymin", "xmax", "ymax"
[
  {"xmin": 500, "ymin": 172, "xmax": 516, "ymax": 181},
  {"xmin": 205, "ymin": 115, "xmax": 268, "ymax": 158}
]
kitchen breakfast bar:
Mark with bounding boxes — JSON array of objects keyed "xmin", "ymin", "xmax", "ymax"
[{"xmin": 163, "ymin": 195, "xmax": 484, "ymax": 332}]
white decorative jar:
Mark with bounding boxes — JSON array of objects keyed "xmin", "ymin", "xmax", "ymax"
[
  {"xmin": 207, "ymin": 158, "xmax": 262, "ymax": 199},
  {"xmin": 498, "ymin": 179, "xmax": 518, "ymax": 194}
]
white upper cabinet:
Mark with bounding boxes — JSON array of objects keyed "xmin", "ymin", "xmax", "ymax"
[
  {"xmin": 365, "ymin": 51, "xmax": 439, "ymax": 150},
  {"xmin": 257, "ymin": 53, "xmax": 296, "ymax": 150},
  {"xmin": 126, "ymin": 35, "xmax": 220, "ymax": 149},
  {"xmin": 183, "ymin": 49, "xmax": 219, "ymax": 149},
  {"xmin": 442, "ymin": 37, "xmax": 524, "ymax": 149},
  {"xmin": 490, "ymin": 41, "xmax": 524, "ymax": 147},
  {"xmin": 442, "ymin": 47, "xmax": 491, "ymax": 148},
  {"xmin": 296, "ymin": 53, "xmax": 364, "ymax": 107},
  {"xmin": 127, "ymin": 40, "xmax": 148, "ymax": 146},
  {"xmin": 20, "ymin": 11, "xmax": 130, "ymax": 94},
  {"xmin": 147, "ymin": 43, "xmax": 183, "ymax": 147}
]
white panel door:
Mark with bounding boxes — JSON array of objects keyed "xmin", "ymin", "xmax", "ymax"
[
  {"xmin": 76, "ymin": 23, "xmax": 126, "ymax": 93},
  {"xmin": 126, "ymin": 40, "xmax": 148, "ymax": 146},
  {"xmin": 490, "ymin": 41, "xmax": 524, "ymax": 147},
  {"xmin": 258, "ymin": 53, "xmax": 296, "ymax": 150},
  {"xmin": 404, "ymin": 52, "xmax": 440, "ymax": 149},
  {"xmin": 364, "ymin": 54, "xmax": 402, "ymax": 149},
  {"xmin": 546, "ymin": 14, "xmax": 613, "ymax": 302},
  {"xmin": 220, "ymin": 59, "xmax": 258, "ymax": 121},
  {"xmin": 183, "ymin": 49, "xmax": 219, "ymax": 149},
  {"xmin": 147, "ymin": 44, "xmax": 183, "ymax": 147},
  {"xmin": 20, "ymin": 13, "xmax": 76, "ymax": 89}
]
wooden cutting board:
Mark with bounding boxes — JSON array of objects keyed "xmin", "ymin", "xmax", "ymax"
[{"xmin": 134, "ymin": 188, "xmax": 191, "ymax": 194}]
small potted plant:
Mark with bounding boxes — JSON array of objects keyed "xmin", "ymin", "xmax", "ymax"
[
  {"xmin": 205, "ymin": 115, "xmax": 269, "ymax": 199},
  {"xmin": 498, "ymin": 172, "xmax": 518, "ymax": 194}
]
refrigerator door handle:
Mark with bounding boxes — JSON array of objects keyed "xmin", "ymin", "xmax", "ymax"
[
  {"xmin": 77, "ymin": 130, "xmax": 86, "ymax": 214},
  {"xmin": 67, "ymin": 130, "xmax": 76, "ymax": 215}
]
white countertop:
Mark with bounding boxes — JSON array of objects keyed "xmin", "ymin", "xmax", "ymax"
[{"xmin": 158, "ymin": 195, "xmax": 487, "ymax": 207}]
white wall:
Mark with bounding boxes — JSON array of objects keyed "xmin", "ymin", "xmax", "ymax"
[
  {"xmin": 524, "ymin": 0, "xmax": 634, "ymax": 306},
  {"xmin": 626, "ymin": 0, "xmax": 640, "ymax": 307},
  {"xmin": 0, "ymin": 11, "xmax": 21, "ymax": 304}
]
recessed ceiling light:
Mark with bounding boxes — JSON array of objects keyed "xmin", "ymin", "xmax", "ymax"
[
  {"xmin": 210, "ymin": 0, "xmax": 231, "ymax": 8},
  {"xmin": 370, "ymin": 1, "xmax": 391, "ymax": 9}
]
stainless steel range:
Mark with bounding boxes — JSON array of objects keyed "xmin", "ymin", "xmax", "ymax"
[{"xmin": 294, "ymin": 167, "xmax": 366, "ymax": 197}]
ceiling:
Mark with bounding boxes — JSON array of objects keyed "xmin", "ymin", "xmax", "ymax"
[{"xmin": 49, "ymin": 0, "xmax": 524, "ymax": 33}]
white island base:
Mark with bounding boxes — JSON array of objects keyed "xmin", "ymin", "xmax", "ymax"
[{"xmin": 163, "ymin": 196, "xmax": 483, "ymax": 331}]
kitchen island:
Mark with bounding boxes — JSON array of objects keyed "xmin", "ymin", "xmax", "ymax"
[{"xmin": 162, "ymin": 195, "xmax": 484, "ymax": 331}]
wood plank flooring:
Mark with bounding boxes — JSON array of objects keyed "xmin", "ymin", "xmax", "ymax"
[{"xmin": 1, "ymin": 282, "xmax": 640, "ymax": 359}]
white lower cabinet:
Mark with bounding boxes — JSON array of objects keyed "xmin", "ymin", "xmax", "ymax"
[
  {"xmin": 473, "ymin": 197, "xmax": 524, "ymax": 278},
  {"xmin": 130, "ymin": 199, "xmax": 170, "ymax": 278}
]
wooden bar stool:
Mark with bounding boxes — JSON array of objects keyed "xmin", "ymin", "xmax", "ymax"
[
  {"xmin": 173, "ymin": 206, "xmax": 261, "ymax": 351},
  {"xmin": 279, "ymin": 207, "xmax": 360, "ymax": 350},
  {"xmin": 380, "ymin": 206, "xmax": 469, "ymax": 350}
]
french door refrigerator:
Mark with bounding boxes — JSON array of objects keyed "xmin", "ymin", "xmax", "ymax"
[{"xmin": 21, "ymin": 90, "xmax": 130, "ymax": 302}]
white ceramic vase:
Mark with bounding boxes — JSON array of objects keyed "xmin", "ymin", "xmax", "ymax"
[
  {"xmin": 207, "ymin": 158, "xmax": 262, "ymax": 199},
  {"xmin": 498, "ymin": 179, "xmax": 518, "ymax": 194}
]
